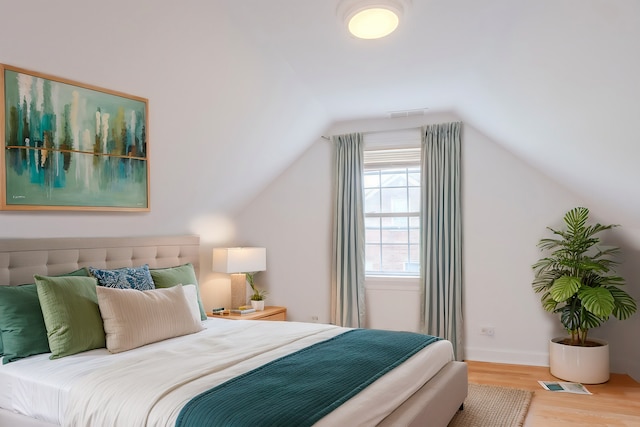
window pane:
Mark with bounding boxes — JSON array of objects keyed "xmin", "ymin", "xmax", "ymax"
[
  {"xmin": 380, "ymin": 244, "xmax": 408, "ymax": 272},
  {"xmin": 363, "ymin": 171, "xmax": 380, "ymax": 188},
  {"xmin": 365, "ymin": 244, "xmax": 381, "ymax": 272},
  {"xmin": 382, "ymin": 216, "xmax": 407, "ymax": 230},
  {"xmin": 408, "ymin": 187, "xmax": 420, "ymax": 212},
  {"xmin": 381, "ymin": 216, "xmax": 408, "ymax": 245},
  {"xmin": 381, "ymin": 228, "xmax": 408, "ymax": 244},
  {"xmin": 408, "ymin": 170, "xmax": 420, "ymax": 186},
  {"xmin": 409, "ymin": 244, "xmax": 420, "ymax": 264},
  {"xmin": 409, "ymin": 217, "xmax": 420, "ymax": 244},
  {"xmin": 381, "ymin": 188, "xmax": 407, "ymax": 212},
  {"xmin": 364, "ymin": 189, "xmax": 380, "ymax": 213},
  {"xmin": 365, "ymin": 217, "xmax": 381, "ymax": 243},
  {"xmin": 381, "ymin": 169, "xmax": 407, "ymax": 187}
]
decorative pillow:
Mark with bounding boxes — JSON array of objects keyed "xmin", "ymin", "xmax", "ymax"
[
  {"xmin": 34, "ymin": 275, "xmax": 105, "ymax": 359},
  {"xmin": 150, "ymin": 263, "xmax": 206, "ymax": 320},
  {"xmin": 182, "ymin": 284, "xmax": 203, "ymax": 325},
  {"xmin": 89, "ymin": 264, "xmax": 155, "ymax": 290},
  {"xmin": 0, "ymin": 268, "xmax": 90, "ymax": 363},
  {"xmin": 97, "ymin": 285, "xmax": 203, "ymax": 354},
  {"xmin": 0, "ymin": 284, "xmax": 51, "ymax": 364}
]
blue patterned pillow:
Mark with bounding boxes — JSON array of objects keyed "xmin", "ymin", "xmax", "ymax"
[{"xmin": 89, "ymin": 265, "xmax": 155, "ymax": 291}]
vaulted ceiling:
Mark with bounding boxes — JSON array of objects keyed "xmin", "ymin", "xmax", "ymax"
[
  {"xmin": 220, "ymin": 0, "xmax": 640, "ymax": 228},
  {"xmin": 1, "ymin": 0, "xmax": 637, "ymax": 235}
]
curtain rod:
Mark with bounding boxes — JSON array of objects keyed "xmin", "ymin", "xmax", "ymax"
[{"xmin": 321, "ymin": 126, "xmax": 424, "ymax": 141}]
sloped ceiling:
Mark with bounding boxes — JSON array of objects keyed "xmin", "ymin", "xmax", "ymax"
[{"xmin": 221, "ymin": 0, "xmax": 640, "ymax": 228}]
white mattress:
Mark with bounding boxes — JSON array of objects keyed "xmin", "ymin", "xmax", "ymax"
[{"xmin": 0, "ymin": 319, "xmax": 453, "ymax": 426}]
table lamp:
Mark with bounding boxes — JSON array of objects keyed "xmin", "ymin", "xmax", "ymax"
[{"xmin": 212, "ymin": 247, "xmax": 266, "ymax": 309}]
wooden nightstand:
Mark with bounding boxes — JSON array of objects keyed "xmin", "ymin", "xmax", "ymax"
[{"xmin": 208, "ymin": 306, "xmax": 287, "ymax": 321}]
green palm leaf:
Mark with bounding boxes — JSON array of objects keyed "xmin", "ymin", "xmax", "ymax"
[
  {"xmin": 564, "ymin": 207, "xmax": 588, "ymax": 236},
  {"xmin": 532, "ymin": 269, "xmax": 562, "ymax": 293},
  {"xmin": 559, "ymin": 305, "xmax": 580, "ymax": 332},
  {"xmin": 541, "ymin": 292, "xmax": 558, "ymax": 312},
  {"xmin": 599, "ymin": 275, "xmax": 626, "ymax": 287},
  {"xmin": 579, "ymin": 309, "xmax": 606, "ymax": 330},
  {"xmin": 608, "ymin": 286, "xmax": 638, "ymax": 320},
  {"xmin": 550, "ymin": 276, "xmax": 580, "ymax": 302},
  {"xmin": 578, "ymin": 286, "xmax": 614, "ymax": 318}
]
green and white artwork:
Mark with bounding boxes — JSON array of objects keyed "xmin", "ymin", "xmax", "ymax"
[{"xmin": 1, "ymin": 65, "xmax": 149, "ymax": 211}]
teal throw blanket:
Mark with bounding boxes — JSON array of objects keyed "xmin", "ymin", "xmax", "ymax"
[{"xmin": 176, "ymin": 328, "xmax": 440, "ymax": 427}]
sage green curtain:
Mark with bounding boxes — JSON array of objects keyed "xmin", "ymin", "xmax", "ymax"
[
  {"xmin": 420, "ymin": 122, "xmax": 463, "ymax": 360},
  {"xmin": 331, "ymin": 133, "xmax": 365, "ymax": 328}
]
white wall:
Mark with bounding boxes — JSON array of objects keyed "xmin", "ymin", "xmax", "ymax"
[
  {"xmin": 0, "ymin": 0, "xmax": 327, "ymax": 240},
  {"xmin": 234, "ymin": 137, "xmax": 334, "ymax": 323},
  {"xmin": 235, "ymin": 113, "xmax": 640, "ymax": 375},
  {"xmin": 461, "ymin": 118, "xmax": 583, "ymax": 366}
]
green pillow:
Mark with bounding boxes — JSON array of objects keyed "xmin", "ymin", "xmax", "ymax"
[
  {"xmin": 150, "ymin": 263, "xmax": 206, "ymax": 320},
  {"xmin": 34, "ymin": 275, "xmax": 106, "ymax": 359},
  {"xmin": 0, "ymin": 284, "xmax": 51, "ymax": 363},
  {"xmin": 0, "ymin": 268, "xmax": 89, "ymax": 363}
]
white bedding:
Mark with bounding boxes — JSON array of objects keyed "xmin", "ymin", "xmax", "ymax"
[{"xmin": 0, "ymin": 319, "xmax": 453, "ymax": 426}]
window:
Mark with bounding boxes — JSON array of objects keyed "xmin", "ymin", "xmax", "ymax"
[{"xmin": 364, "ymin": 148, "xmax": 421, "ymax": 276}]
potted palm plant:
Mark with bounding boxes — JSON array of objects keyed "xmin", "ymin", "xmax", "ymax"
[
  {"xmin": 247, "ymin": 273, "xmax": 267, "ymax": 311},
  {"xmin": 532, "ymin": 207, "xmax": 637, "ymax": 383}
]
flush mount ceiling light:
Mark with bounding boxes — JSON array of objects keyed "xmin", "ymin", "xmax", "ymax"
[{"xmin": 337, "ymin": 0, "xmax": 410, "ymax": 40}]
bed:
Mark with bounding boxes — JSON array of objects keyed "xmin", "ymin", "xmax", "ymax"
[{"xmin": 0, "ymin": 235, "xmax": 468, "ymax": 427}]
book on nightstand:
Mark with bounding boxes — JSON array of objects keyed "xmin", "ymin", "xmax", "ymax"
[{"xmin": 230, "ymin": 308, "xmax": 256, "ymax": 315}]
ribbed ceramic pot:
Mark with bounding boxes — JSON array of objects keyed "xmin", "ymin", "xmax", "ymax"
[{"xmin": 251, "ymin": 300, "xmax": 265, "ymax": 311}]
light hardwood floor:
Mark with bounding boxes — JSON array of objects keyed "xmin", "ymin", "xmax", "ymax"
[{"xmin": 466, "ymin": 361, "xmax": 640, "ymax": 426}]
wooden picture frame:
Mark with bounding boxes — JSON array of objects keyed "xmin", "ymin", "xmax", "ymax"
[{"xmin": 1, "ymin": 64, "xmax": 149, "ymax": 211}]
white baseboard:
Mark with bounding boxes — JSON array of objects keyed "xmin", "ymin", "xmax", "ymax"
[
  {"xmin": 466, "ymin": 346, "xmax": 635, "ymax": 377},
  {"xmin": 464, "ymin": 346, "xmax": 549, "ymax": 367}
]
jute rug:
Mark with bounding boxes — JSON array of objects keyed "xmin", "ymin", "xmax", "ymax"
[{"xmin": 448, "ymin": 383, "xmax": 533, "ymax": 427}]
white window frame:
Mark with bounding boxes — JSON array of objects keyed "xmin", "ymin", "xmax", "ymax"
[{"xmin": 363, "ymin": 129, "xmax": 422, "ymax": 278}]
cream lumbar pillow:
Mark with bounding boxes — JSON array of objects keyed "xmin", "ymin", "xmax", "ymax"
[{"xmin": 97, "ymin": 285, "xmax": 203, "ymax": 353}]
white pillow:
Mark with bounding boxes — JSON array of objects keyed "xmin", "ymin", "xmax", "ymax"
[
  {"xmin": 97, "ymin": 285, "xmax": 203, "ymax": 353},
  {"xmin": 181, "ymin": 284, "xmax": 202, "ymax": 325}
]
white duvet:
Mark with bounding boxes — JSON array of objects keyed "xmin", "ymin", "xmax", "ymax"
[{"xmin": 0, "ymin": 319, "xmax": 453, "ymax": 426}]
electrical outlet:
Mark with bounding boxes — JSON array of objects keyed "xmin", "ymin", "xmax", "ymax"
[
  {"xmin": 311, "ymin": 315, "xmax": 319, "ymax": 323},
  {"xmin": 480, "ymin": 327, "xmax": 495, "ymax": 336}
]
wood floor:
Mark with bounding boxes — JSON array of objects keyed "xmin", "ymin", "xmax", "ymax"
[{"xmin": 466, "ymin": 361, "xmax": 640, "ymax": 426}]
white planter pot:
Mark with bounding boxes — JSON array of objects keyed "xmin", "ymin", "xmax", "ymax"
[
  {"xmin": 251, "ymin": 300, "xmax": 265, "ymax": 311},
  {"xmin": 549, "ymin": 337, "xmax": 610, "ymax": 384}
]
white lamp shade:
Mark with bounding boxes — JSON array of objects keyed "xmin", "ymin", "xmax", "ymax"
[{"xmin": 212, "ymin": 247, "xmax": 266, "ymax": 273}]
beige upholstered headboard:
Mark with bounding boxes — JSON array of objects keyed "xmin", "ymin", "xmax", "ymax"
[{"xmin": 0, "ymin": 235, "xmax": 200, "ymax": 286}]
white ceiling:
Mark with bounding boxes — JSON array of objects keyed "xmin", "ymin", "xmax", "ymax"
[{"xmin": 220, "ymin": 0, "xmax": 640, "ymax": 228}]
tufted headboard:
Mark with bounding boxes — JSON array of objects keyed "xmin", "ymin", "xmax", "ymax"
[{"xmin": 0, "ymin": 235, "xmax": 200, "ymax": 286}]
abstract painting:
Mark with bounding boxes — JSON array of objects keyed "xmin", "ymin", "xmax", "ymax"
[{"xmin": 1, "ymin": 64, "xmax": 149, "ymax": 211}]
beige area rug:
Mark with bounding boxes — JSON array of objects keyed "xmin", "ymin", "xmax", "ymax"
[{"xmin": 448, "ymin": 383, "xmax": 533, "ymax": 427}]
